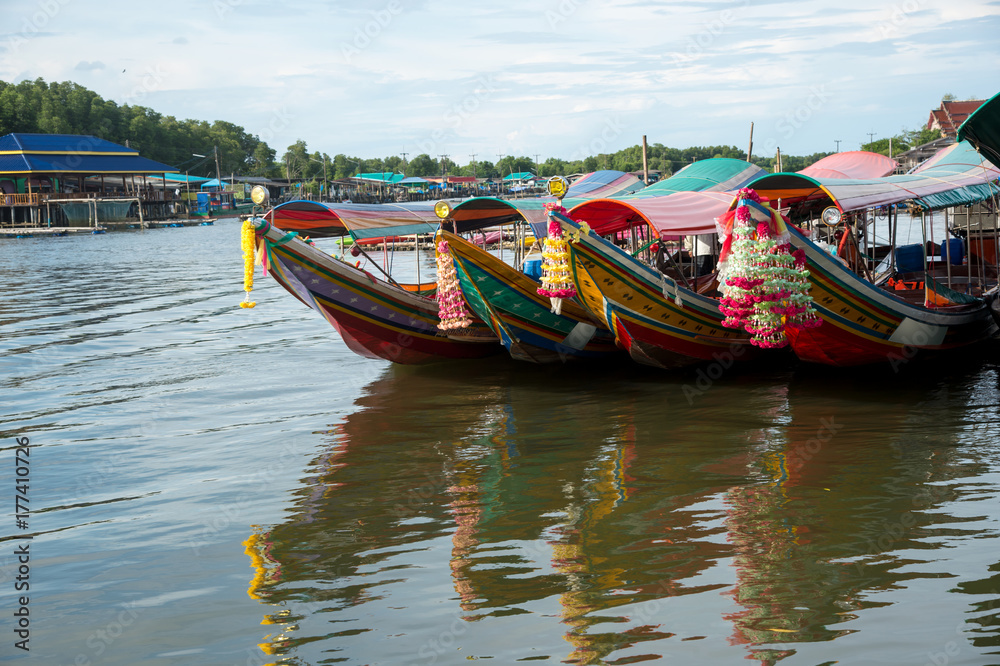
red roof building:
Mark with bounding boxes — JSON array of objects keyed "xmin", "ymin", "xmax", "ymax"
[{"xmin": 927, "ymin": 99, "xmax": 986, "ymax": 138}]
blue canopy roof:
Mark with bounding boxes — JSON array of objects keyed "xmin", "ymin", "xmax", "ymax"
[{"xmin": 0, "ymin": 133, "xmax": 177, "ymax": 175}]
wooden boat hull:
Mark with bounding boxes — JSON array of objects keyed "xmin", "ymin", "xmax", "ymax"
[
  {"xmin": 259, "ymin": 224, "xmax": 500, "ymax": 364},
  {"xmin": 440, "ymin": 230, "xmax": 619, "ymax": 363},
  {"xmin": 785, "ymin": 226, "xmax": 996, "ymax": 366},
  {"xmin": 555, "ymin": 216, "xmax": 757, "ymax": 369}
]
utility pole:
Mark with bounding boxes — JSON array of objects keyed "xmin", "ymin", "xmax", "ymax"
[
  {"xmin": 469, "ymin": 154, "xmax": 477, "ymax": 181},
  {"xmin": 867, "ymin": 131, "xmax": 876, "ymax": 146},
  {"xmin": 834, "ymin": 139, "xmax": 842, "ymax": 152},
  {"xmin": 534, "ymin": 153, "xmax": 540, "ymax": 176},
  {"xmin": 439, "ymin": 154, "xmax": 449, "ymax": 189}
]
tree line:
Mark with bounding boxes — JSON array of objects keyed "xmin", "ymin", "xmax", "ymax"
[
  {"xmin": 0, "ymin": 78, "xmax": 276, "ymax": 177},
  {"xmin": 1, "ymin": 78, "xmax": 945, "ymax": 186}
]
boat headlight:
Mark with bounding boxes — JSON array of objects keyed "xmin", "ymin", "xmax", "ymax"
[
  {"xmin": 434, "ymin": 200, "xmax": 452, "ymax": 219},
  {"xmin": 821, "ymin": 206, "xmax": 842, "ymax": 226},
  {"xmin": 547, "ymin": 176, "xmax": 569, "ymax": 199},
  {"xmin": 250, "ymin": 185, "xmax": 269, "ymax": 206}
]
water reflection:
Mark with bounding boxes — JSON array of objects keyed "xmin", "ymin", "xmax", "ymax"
[{"xmin": 244, "ymin": 353, "xmax": 1000, "ymax": 665}]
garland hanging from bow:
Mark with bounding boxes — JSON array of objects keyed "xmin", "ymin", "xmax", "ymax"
[
  {"xmin": 435, "ymin": 240, "xmax": 473, "ymax": 330},
  {"xmin": 239, "ymin": 218, "xmax": 257, "ymax": 309},
  {"xmin": 537, "ymin": 203, "xmax": 577, "ymax": 315},
  {"xmin": 716, "ymin": 188, "xmax": 820, "ymax": 348}
]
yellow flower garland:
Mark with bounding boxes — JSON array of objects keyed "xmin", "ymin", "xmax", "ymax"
[{"xmin": 240, "ymin": 219, "xmax": 257, "ymax": 308}]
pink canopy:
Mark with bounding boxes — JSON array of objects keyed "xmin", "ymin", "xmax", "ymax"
[
  {"xmin": 569, "ymin": 190, "xmax": 735, "ymax": 237},
  {"xmin": 798, "ymin": 151, "xmax": 898, "ymax": 180}
]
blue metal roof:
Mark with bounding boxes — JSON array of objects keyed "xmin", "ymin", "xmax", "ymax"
[{"xmin": 0, "ymin": 133, "xmax": 177, "ymax": 174}]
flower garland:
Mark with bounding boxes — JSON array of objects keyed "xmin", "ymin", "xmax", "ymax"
[
  {"xmin": 239, "ymin": 218, "xmax": 257, "ymax": 309},
  {"xmin": 435, "ymin": 240, "xmax": 473, "ymax": 330},
  {"xmin": 718, "ymin": 188, "xmax": 819, "ymax": 347},
  {"xmin": 537, "ymin": 203, "xmax": 577, "ymax": 315}
]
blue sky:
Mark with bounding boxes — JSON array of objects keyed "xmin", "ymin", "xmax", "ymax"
[{"xmin": 2, "ymin": 0, "xmax": 998, "ymax": 163}]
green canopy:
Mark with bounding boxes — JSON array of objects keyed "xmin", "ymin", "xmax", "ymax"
[{"xmin": 958, "ymin": 90, "xmax": 1000, "ymax": 170}]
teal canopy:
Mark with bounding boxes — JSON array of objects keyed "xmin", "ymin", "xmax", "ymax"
[{"xmin": 630, "ymin": 158, "xmax": 765, "ymax": 198}]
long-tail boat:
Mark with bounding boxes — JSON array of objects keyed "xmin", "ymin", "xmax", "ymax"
[
  {"xmin": 437, "ymin": 227, "xmax": 619, "ymax": 363},
  {"xmin": 425, "ymin": 171, "xmax": 643, "ymax": 363},
  {"xmin": 747, "ymin": 140, "xmax": 1000, "ymax": 366},
  {"xmin": 250, "ymin": 199, "xmax": 500, "ymax": 364},
  {"xmin": 546, "ymin": 159, "xmax": 767, "ymax": 368}
]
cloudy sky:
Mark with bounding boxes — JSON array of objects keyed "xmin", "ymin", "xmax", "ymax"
[{"xmin": 2, "ymin": 0, "xmax": 998, "ymax": 164}]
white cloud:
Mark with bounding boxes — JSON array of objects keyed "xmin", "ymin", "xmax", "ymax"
[{"xmin": 1, "ymin": 0, "xmax": 997, "ymax": 160}]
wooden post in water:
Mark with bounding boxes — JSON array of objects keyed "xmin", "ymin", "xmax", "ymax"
[
  {"xmin": 747, "ymin": 122, "xmax": 754, "ymax": 162},
  {"xmin": 889, "ymin": 206, "xmax": 897, "ymax": 275},
  {"xmin": 945, "ymin": 207, "xmax": 953, "ymax": 291},
  {"xmin": 921, "ymin": 211, "xmax": 928, "ymax": 291}
]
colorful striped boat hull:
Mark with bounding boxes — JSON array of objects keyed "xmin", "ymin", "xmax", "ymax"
[
  {"xmin": 786, "ymin": 226, "xmax": 996, "ymax": 366},
  {"xmin": 259, "ymin": 224, "xmax": 500, "ymax": 364},
  {"xmin": 440, "ymin": 230, "xmax": 620, "ymax": 364},
  {"xmin": 554, "ymin": 215, "xmax": 757, "ymax": 369}
]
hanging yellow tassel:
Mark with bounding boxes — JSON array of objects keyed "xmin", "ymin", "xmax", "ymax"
[{"xmin": 240, "ymin": 219, "xmax": 257, "ymax": 308}]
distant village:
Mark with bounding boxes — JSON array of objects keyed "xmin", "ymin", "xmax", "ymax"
[{"xmin": 0, "ymin": 98, "xmax": 987, "ymax": 232}]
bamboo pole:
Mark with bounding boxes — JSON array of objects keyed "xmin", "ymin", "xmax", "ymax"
[
  {"xmin": 945, "ymin": 207, "xmax": 953, "ymax": 291},
  {"xmin": 890, "ymin": 206, "xmax": 897, "ymax": 275},
  {"xmin": 977, "ymin": 205, "xmax": 987, "ymax": 295}
]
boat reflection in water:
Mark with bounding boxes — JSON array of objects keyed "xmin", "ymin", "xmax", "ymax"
[{"xmin": 242, "ymin": 355, "xmax": 1000, "ymax": 665}]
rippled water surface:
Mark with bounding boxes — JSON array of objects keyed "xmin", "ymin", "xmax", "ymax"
[{"xmin": 2, "ymin": 220, "xmax": 1000, "ymax": 665}]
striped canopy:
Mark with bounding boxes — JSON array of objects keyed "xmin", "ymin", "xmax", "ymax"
[
  {"xmin": 266, "ymin": 200, "xmax": 440, "ymax": 239},
  {"xmin": 448, "ymin": 170, "xmax": 645, "ymax": 234},
  {"xmin": 630, "ymin": 158, "xmax": 765, "ymax": 198},
  {"xmin": 747, "ymin": 141, "xmax": 1000, "ymax": 215},
  {"xmin": 567, "ymin": 158, "xmax": 764, "ymax": 236},
  {"xmin": 958, "ymin": 90, "xmax": 1000, "ymax": 169}
]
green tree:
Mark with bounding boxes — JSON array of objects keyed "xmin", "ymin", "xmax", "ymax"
[
  {"xmin": 406, "ymin": 154, "xmax": 437, "ymax": 177},
  {"xmin": 282, "ymin": 140, "xmax": 310, "ymax": 179}
]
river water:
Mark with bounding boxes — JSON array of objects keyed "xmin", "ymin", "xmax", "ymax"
[{"xmin": 2, "ymin": 219, "xmax": 1000, "ymax": 666}]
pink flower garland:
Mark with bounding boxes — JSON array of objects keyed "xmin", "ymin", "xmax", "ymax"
[
  {"xmin": 435, "ymin": 240, "xmax": 473, "ymax": 330},
  {"xmin": 719, "ymin": 188, "xmax": 820, "ymax": 348}
]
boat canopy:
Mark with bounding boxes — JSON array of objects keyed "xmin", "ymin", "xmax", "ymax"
[
  {"xmin": 572, "ymin": 190, "xmax": 736, "ymax": 237},
  {"xmin": 747, "ymin": 141, "xmax": 1000, "ymax": 217},
  {"xmin": 798, "ymin": 151, "xmax": 898, "ymax": 179},
  {"xmin": 958, "ymin": 90, "xmax": 1000, "ymax": 170},
  {"xmin": 565, "ymin": 158, "xmax": 763, "ymax": 237},
  {"xmin": 631, "ymin": 158, "xmax": 765, "ymax": 198},
  {"xmin": 265, "ymin": 200, "xmax": 441, "ymax": 239},
  {"xmin": 449, "ymin": 170, "xmax": 645, "ymax": 234}
]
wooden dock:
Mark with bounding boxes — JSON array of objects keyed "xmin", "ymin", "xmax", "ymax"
[{"xmin": 0, "ymin": 226, "xmax": 106, "ymax": 238}]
